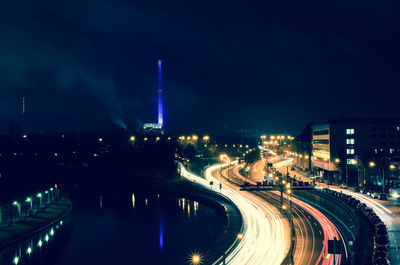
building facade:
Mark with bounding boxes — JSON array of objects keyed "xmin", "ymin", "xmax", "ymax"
[{"xmin": 311, "ymin": 118, "xmax": 400, "ymax": 181}]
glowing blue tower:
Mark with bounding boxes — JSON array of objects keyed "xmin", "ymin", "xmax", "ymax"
[{"xmin": 157, "ymin": 59, "xmax": 164, "ymax": 127}]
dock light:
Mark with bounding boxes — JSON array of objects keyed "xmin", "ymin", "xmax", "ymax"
[
  {"xmin": 38, "ymin": 240, "xmax": 43, "ymax": 247},
  {"xmin": 13, "ymin": 256, "xmax": 19, "ymax": 265},
  {"xmin": 369, "ymin": 161, "xmax": 376, "ymax": 167},
  {"xmin": 13, "ymin": 201, "xmax": 18, "ymax": 205},
  {"xmin": 45, "ymin": 191, "xmax": 48, "ymax": 194},
  {"xmin": 50, "ymin": 228, "xmax": 54, "ymax": 236},
  {"xmin": 130, "ymin": 136, "xmax": 135, "ymax": 142},
  {"xmin": 98, "ymin": 138, "xmax": 103, "ymax": 142},
  {"xmin": 37, "ymin": 193, "xmax": 42, "ymax": 198},
  {"xmin": 335, "ymin": 158, "xmax": 340, "ymax": 163},
  {"xmin": 144, "ymin": 137, "xmax": 148, "ymax": 141},
  {"xmin": 237, "ymin": 233, "xmax": 244, "ymax": 239},
  {"xmin": 26, "ymin": 197, "xmax": 31, "ymax": 202},
  {"xmin": 50, "ymin": 188, "xmax": 54, "ymax": 191},
  {"xmin": 390, "ymin": 164, "xmax": 396, "ymax": 170},
  {"xmin": 45, "ymin": 234, "xmax": 49, "ymax": 242},
  {"xmin": 26, "ymin": 247, "xmax": 32, "ymax": 254}
]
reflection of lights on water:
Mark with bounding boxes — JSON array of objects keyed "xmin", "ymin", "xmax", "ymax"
[
  {"xmin": 194, "ymin": 201, "xmax": 199, "ymax": 216},
  {"xmin": 178, "ymin": 198, "xmax": 181, "ymax": 207},
  {"xmin": 99, "ymin": 196, "xmax": 103, "ymax": 209},
  {"xmin": 159, "ymin": 216, "xmax": 164, "ymax": 251},
  {"xmin": 182, "ymin": 198, "xmax": 185, "ymax": 211},
  {"xmin": 38, "ymin": 240, "xmax": 43, "ymax": 247},
  {"xmin": 132, "ymin": 194, "xmax": 135, "ymax": 209},
  {"xmin": 13, "ymin": 256, "xmax": 19, "ymax": 264},
  {"xmin": 145, "ymin": 198, "xmax": 148, "ymax": 206},
  {"xmin": 188, "ymin": 202, "xmax": 191, "ymax": 217}
]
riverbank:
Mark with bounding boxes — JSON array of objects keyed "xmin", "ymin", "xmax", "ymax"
[{"xmin": 0, "ymin": 197, "xmax": 72, "ymax": 250}]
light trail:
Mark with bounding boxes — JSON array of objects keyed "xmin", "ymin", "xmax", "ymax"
[
  {"xmin": 249, "ymin": 158, "xmax": 344, "ymax": 265},
  {"xmin": 179, "ymin": 163, "xmax": 289, "ymax": 265}
]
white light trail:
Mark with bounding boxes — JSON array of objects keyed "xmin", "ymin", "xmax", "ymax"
[{"xmin": 179, "ymin": 162, "xmax": 288, "ymax": 265}]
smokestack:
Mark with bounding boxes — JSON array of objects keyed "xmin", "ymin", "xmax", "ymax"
[
  {"xmin": 157, "ymin": 59, "xmax": 164, "ymax": 127},
  {"xmin": 22, "ymin": 97, "xmax": 26, "ymax": 115}
]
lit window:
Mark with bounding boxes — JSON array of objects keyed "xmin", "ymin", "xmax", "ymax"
[
  {"xmin": 346, "ymin": 139, "xmax": 354, "ymax": 145},
  {"xmin": 346, "ymin": 129, "xmax": 355, "ymax": 135},
  {"xmin": 346, "ymin": 149, "xmax": 355, "ymax": 154},
  {"xmin": 390, "ymin": 149, "xmax": 394, "ymax": 154}
]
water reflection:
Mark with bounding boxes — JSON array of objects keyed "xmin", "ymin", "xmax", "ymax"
[
  {"xmin": 0, "ymin": 220, "xmax": 64, "ymax": 265},
  {"xmin": 1, "ymin": 193, "xmax": 223, "ymax": 265}
]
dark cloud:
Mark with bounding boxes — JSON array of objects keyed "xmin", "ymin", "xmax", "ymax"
[{"xmin": 0, "ymin": 0, "xmax": 399, "ymax": 133}]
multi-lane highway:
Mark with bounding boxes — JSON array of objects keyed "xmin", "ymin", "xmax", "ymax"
[
  {"xmin": 179, "ymin": 163, "xmax": 289, "ymax": 265},
  {"xmin": 245, "ymin": 159, "xmax": 344, "ymax": 265},
  {"xmin": 277, "ymin": 157, "xmax": 400, "ymax": 264}
]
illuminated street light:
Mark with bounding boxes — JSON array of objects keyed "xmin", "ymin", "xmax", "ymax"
[
  {"xmin": 390, "ymin": 164, "xmax": 396, "ymax": 170},
  {"xmin": 237, "ymin": 233, "xmax": 244, "ymax": 239},
  {"xmin": 191, "ymin": 254, "xmax": 202, "ymax": 265},
  {"xmin": 335, "ymin": 158, "xmax": 340, "ymax": 163},
  {"xmin": 130, "ymin": 136, "xmax": 135, "ymax": 142},
  {"xmin": 369, "ymin": 161, "xmax": 376, "ymax": 167},
  {"xmin": 98, "ymin": 138, "xmax": 103, "ymax": 142}
]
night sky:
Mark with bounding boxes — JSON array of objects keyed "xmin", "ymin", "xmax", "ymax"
[{"xmin": 1, "ymin": 0, "xmax": 400, "ymax": 134}]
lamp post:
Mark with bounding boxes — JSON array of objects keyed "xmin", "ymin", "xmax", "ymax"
[
  {"xmin": 369, "ymin": 162, "xmax": 387, "ymax": 194},
  {"xmin": 334, "ymin": 158, "xmax": 341, "ymax": 185}
]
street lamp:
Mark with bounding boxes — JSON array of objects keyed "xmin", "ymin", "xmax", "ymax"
[
  {"xmin": 369, "ymin": 162, "xmax": 387, "ymax": 194},
  {"xmin": 191, "ymin": 254, "xmax": 202, "ymax": 265}
]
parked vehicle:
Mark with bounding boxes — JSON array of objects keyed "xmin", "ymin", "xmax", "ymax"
[{"xmin": 378, "ymin": 194, "xmax": 387, "ymax": 201}]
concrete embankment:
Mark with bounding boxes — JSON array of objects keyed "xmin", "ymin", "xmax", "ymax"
[{"xmin": 0, "ymin": 197, "xmax": 72, "ymax": 250}]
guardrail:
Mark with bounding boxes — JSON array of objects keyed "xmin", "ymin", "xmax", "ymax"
[{"xmin": 0, "ymin": 186, "xmax": 60, "ymax": 228}]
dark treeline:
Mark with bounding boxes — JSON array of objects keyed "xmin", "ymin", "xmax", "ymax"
[{"xmin": 0, "ymin": 130, "xmax": 178, "ymax": 202}]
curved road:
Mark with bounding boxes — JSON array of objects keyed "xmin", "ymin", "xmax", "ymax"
[
  {"xmin": 179, "ymin": 163, "xmax": 289, "ymax": 265},
  {"xmin": 232, "ymin": 160, "xmax": 344, "ymax": 265}
]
